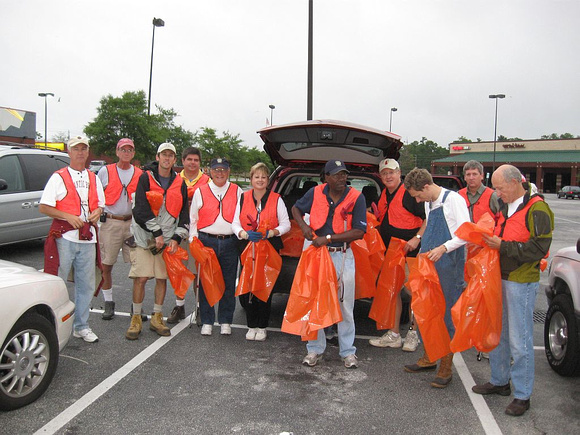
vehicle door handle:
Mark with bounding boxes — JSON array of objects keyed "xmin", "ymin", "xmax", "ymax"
[
  {"xmin": 21, "ymin": 202, "xmax": 32, "ymax": 209},
  {"xmin": 33, "ymin": 201, "xmax": 41, "ymax": 207}
]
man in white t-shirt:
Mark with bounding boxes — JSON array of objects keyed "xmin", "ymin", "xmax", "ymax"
[
  {"xmin": 39, "ymin": 136, "xmax": 105, "ymax": 343},
  {"xmin": 97, "ymin": 138, "xmax": 142, "ymax": 320}
]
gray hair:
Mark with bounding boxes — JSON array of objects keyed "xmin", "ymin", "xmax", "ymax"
[
  {"xmin": 498, "ymin": 165, "xmax": 523, "ymax": 183},
  {"xmin": 463, "ymin": 160, "xmax": 484, "ymax": 175}
]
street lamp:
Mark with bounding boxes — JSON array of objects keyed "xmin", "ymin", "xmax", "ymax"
[
  {"xmin": 389, "ymin": 107, "xmax": 397, "ymax": 131},
  {"xmin": 148, "ymin": 17, "xmax": 165, "ymax": 116},
  {"xmin": 38, "ymin": 92, "xmax": 54, "ymax": 148},
  {"xmin": 489, "ymin": 94, "xmax": 506, "ymax": 173},
  {"xmin": 269, "ymin": 104, "xmax": 276, "ymax": 125}
]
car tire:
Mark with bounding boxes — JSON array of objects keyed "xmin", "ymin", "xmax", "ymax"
[
  {"xmin": 544, "ymin": 293, "xmax": 580, "ymax": 377},
  {"xmin": 0, "ymin": 313, "xmax": 59, "ymax": 411}
]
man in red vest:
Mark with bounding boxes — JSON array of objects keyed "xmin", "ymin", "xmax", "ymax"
[
  {"xmin": 369, "ymin": 158, "xmax": 426, "ymax": 352},
  {"xmin": 166, "ymin": 146, "xmax": 210, "ymax": 324},
  {"xmin": 40, "ymin": 135, "xmax": 105, "ymax": 343},
  {"xmin": 125, "ymin": 143, "xmax": 189, "ymax": 340},
  {"xmin": 292, "ymin": 160, "xmax": 367, "ymax": 369},
  {"xmin": 473, "ymin": 164, "xmax": 553, "ymax": 417},
  {"xmin": 97, "ymin": 138, "xmax": 142, "ymax": 320},
  {"xmin": 189, "ymin": 158, "xmax": 242, "ymax": 336},
  {"xmin": 458, "ymin": 160, "xmax": 500, "ymax": 224}
]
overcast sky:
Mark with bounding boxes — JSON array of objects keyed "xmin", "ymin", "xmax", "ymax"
[{"xmin": 3, "ymin": 0, "xmax": 579, "ymax": 151}]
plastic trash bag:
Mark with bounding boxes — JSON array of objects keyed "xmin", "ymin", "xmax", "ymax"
[
  {"xmin": 365, "ymin": 212, "xmax": 386, "ymax": 280},
  {"xmin": 407, "ymin": 255, "xmax": 451, "ymax": 362},
  {"xmin": 369, "ymin": 237, "xmax": 406, "ymax": 329},
  {"xmin": 189, "ymin": 237, "xmax": 225, "ymax": 307},
  {"xmin": 163, "ymin": 246, "xmax": 195, "ymax": 299},
  {"xmin": 282, "ymin": 245, "xmax": 342, "ymax": 340},
  {"xmin": 236, "ymin": 239, "xmax": 283, "ymax": 302},
  {"xmin": 351, "ymin": 239, "xmax": 377, "ymax": 299},
  {"xmin": 280, "ymin": 220, "xmax": 306, "ymax": 258},
  {"xmin": 450, "ymin": 217, "xmax": 502, "ymax": 353},
  {"xmin": 146, "ymin": 191, "xmax": 163, "ymax": 216}
]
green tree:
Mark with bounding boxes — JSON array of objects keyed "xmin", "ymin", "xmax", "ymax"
[
  {"xmin": 399, "ymin": 137, "xmax": 449, "ymax": 174},
  {"xmin": 84, "ymin": 90, "xmax": 195, "ymax": 162},
  {"xmin": 51, "ymin": 131, "xmax": 69, "ymax": 143},
  {"xmin": 497, "ymin": 135, "xmax": 523, "ymax": 141},
  {"xmin": 541, "ymin": 133, "xmax": 578, "ymax": 139},
  {"xmin": 452, "ymin": 136, "xmax": 472, "ymax": 143}
]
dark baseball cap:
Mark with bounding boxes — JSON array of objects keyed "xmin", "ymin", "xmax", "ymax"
[{"xmin": 324, "ymin": 159, "xmax": 349, "ymax": 175}]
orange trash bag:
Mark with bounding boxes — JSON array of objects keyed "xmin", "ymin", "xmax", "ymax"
[
  {"xmin": 162, "ymin": 246, "xmax": 195, "ymax": 299},
  {"xmin": 460, "ymin": 212, "xmax": 495, "ymax": 281},
  {"xmin": 407, "ymin": 255, "xmax": 451, "ymax": 362},
  {"xmin": 450, "ymin": 216, "xmax": 502, "ymax": 353},
  {"xmin": 364, "ymin": 212, "xmax": 386, "ymax": 278},
  {"xmin": 351, "ymin": 239, "xmax": 377, "ymax": 299},
  {"xmin": 369, "ymin": 237, "xmax": 406, "ymax": 329},
  {"xmin": 236, "ymin": 240, "xmax": 283, "ymax": 302},
  {"xmin": 280, "ymin": 220, "xmax": 306, "ymax": 258},
  {"xmin": 188, "ymin": 237, "xmax": 225, "ymax": 307},
  {"xmin": 146, "ymin": 191, "xmax": 163, "ymax": 216},
  {"xmin": 282, "ymin": 245, "xmax": 342, "ymax": 340}
]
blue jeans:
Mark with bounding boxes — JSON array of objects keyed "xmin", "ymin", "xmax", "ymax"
[
  {"xmin": 56, "ymin": 238, "xmax": 96, "ymax": 332},
  {"xmin": 307, "ymin": 248, "xmax": 356, "ymax": 358},
  {"xmin": 198, "ymin": 233, "xmax": 238, "ymax": 325},
  {"xmin": 489, "ymin": 280, "xmax": 538, "ymax": 400}
]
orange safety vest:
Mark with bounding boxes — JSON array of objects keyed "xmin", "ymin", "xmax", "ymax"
[
  {"xmin": 197, "ymin": 183, "xmax": 239, "ymax": 229},
  {"xmin": 186, "ymin": 173, "xmax": 210, "ymax": 199},
  {"xmin": 147, "ymin": 171, "xmax": 184, "ymax": 219},
  {"xmin": 459, "ymin": 186, "xmax": 496, "ymax": 224},
  {"xmin": 377, "ymin": 189, "xmax": 388, "ymax": 222},
  {"xmin": 104, "ymin": 164, "xmax": 142, "ymax": 206},
  {"xmin": 385, "ymin": 185, "xmax": 423, "ymax": 230},
  {"xmin": 310, "ymin": 184, "xmax": 361, "ymax": 234},
  {"xmin": 239, "ymin": 190, "xmax": 280, "ymax": 231},
  {"xmin": 495, "ymin": 196, "xmax": 542, "ymax": 241},
  {"xmin": 55, "ymin": 167, "xmax": 99, "ymax": 215}
]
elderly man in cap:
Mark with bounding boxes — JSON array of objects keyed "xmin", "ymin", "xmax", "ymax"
[
  {"xmin": 97, "ymin": 138, "xmax": 143, "ymax": 320},
  {"xmin": 125, "ymin": 142, "xmax": 189, "ymax": 340},
  {"xmin": 189, "ymin": 157, "xmax": 242, "ymax": 336},
  {"xmin": 369, "ymin": 158, "xmax": 426, "ymax": 352},
  {"xmin": 40, "ymin": 135, "xmax": 105, "ymax": 343},
  {"xmin": 292, "ymin": 159, "xmax": 367, "ymax": 369}
]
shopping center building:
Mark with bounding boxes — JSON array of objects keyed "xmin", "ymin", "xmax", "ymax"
[{"xmin": 432, "ymin": 138, "xmax": 580, "ymax": 193}]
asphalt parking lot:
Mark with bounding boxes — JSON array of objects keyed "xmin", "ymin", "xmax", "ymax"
[{"xmin": 1, "ymin": 194, "xmax": 579, "ymax": 434}]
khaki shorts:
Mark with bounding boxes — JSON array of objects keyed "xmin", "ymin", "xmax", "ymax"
[
  {"xmin": 129, "ymin": 247, "xmax": 168, "ymax": 279},
  {"xmin": 99, "ymin": 219, "xmax": 132, "ymax": 265}
]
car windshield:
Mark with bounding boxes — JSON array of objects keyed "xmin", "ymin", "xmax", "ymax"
[{"xmin": 281, "ymin": 142, "xmax": 382, "ymax": 158}]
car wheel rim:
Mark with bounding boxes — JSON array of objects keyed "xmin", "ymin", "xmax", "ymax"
[
  {"xmin": 0, "ymin": 329, "xmax": 51, "ymax": 399},
  {"xmin": 548, "ymin": 311, "xmax": 568, "ymax": 361}
]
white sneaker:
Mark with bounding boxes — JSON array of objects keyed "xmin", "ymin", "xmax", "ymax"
[
  {"xmin": 73, "ymin": 328, "xmax": 99, "ymax": 343},
  {"xmin": 220, "ymin": 323, "xmax": 231, "ymax": 335},
  {"xmin": 201, "ymin": 324, "xmax": 213, "ymax": 336},
  {"xmin": 246, "ymin": 328, "xmax": 257, "ymax": 340},
  {"xmin": 343, "ymin": 354, "xmax": 359, "ymax": 369},
  {"xmin": 402, "ymin": 330, "xmax": 420, "ymax": 352},
  {"xmin": 302, "ymin": 352, "xmax": 322, "ymax": 367},
  {"xmin": 369, "ymin": 331, "xmax": 402, "ymax": 348},
  {"xmin": 255, "ymin": 328, "xmax": 267, "ymax": 341}
]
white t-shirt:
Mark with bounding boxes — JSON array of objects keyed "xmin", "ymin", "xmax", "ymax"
[
  {"xmin": 97, "ymin": 165, "xmax": 135, "ymax": 215},
  {"xmin": 40, "ymin": 167, "xmax": 105, "ymax": 243}
]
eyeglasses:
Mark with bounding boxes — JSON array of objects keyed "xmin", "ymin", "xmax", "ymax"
[
  {"xmin": 118, "ymin": 148, "xmax": 135, "ymax": 153},
  {"xmin": 211, "ymin": 167, "xmax": 228, "ymax": 173}
]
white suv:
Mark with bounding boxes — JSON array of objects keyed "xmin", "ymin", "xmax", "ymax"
[
  {"xmin": 544, "ymin": 238, "xmax": 580, "ymax": 376},
  {"xmin": 0, "ymin": 145, "xmax": 70, "ymax": 246}
]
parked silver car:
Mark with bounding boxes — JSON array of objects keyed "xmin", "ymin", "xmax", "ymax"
[
  {"xmin": 544, "ymin": 238, "xmax": 580, "ymax": 376},
  {"xmin": 0, "ymin": 145, "xmax": 70, "ymax": 246},
  {"xmin": 0, "ymin": 260, "xmax": 75, "ymax": 411}
]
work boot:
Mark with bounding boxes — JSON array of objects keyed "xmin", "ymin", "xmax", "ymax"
[
  {"xmin": 167, "ymin": 305, "xmax": 185, "ymax": 324},
  {"xmin": 130, "ymin": 304, "xmax": 148, "ymax": 322},
  {"xmin": 102, "ymin": 301, "xmax": 115, "ymax": 320},
  {"xmin": 150, "ymin": 312, "xmax": 171, "ymax": 336},
  {"xmin": 125, "ymin": 314, "xmax": 142, "ymax": 340},
  {"xmin": 404, "ymin": 351, "xmax": 437, "ymax": 372},
  {"xmin": 431, "ymin": 353, "xmax": 454, "ymax": 388}
]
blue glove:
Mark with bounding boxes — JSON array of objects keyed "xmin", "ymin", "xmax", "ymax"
[{"xmin": 247, "ymin": 231, "xmax": 263, "ymax": 242}]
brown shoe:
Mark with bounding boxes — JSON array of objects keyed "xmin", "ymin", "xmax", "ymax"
[
  {"xmin": 125, "ymin": 314, "xmax": 142, "ymax": 340},
  {"xmin": 404, "ymin": 351, "xmax": 437, "ymax": 373},
  {"xmin": 166, "ymin": 305, "xmax": 185, "ymax": 324},
  {"xmin": 472, "ymin": 382, "xmax": 511, "ymax": 396},
  {"xmin": 150, "ymin": 312, "xmax": 171, "ymax": 336},
  {"xmin": 431, "ymin": 353, "xmax": 453, "ymax": 388},
  {"xmin": 505, "ymin": 399, "xmax": 530, "ymax": 416}
]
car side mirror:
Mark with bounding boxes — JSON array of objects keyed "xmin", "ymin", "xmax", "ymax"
[{"xmin": 0, "ymin": 179, "xmax": 7, "ymax": 191}]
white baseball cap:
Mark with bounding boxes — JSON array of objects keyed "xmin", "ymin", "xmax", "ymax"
[{"xmin": 157, "ymin": 142, "xmax": 176, "ymax": 155}]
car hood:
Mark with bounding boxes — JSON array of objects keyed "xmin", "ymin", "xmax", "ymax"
[
  {"xmin": 0, "ymin": 259, "xmax": 64, "ymax": 288},
  {"xmin": 258, "ymin": 120, "xmax": 402, "ymax": 168}
]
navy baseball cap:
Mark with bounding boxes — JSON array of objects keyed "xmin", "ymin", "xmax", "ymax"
[{"xmin": 324, "ymin": 159, "xmax": 349, "ymax": 175}]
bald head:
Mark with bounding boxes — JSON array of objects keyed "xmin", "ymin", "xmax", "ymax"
[{"xmin": 492, "ymin": 165, "xmax": 525, "ymax": 204}]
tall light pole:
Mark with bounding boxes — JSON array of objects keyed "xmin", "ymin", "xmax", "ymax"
[
  {"xmin": 38, "ymin": 92, "xmax": 54, "ymax": 148},
  {"xmin": 389, "ymin": 107, "xmax": 397, "ymax": 132},
  {"xmin": 148, "ymin": 17, "xmax": 165, "ymax": 116},
  {"xmin": 307, "ymin": 0, "xmax": 313, "ymax": 120},
  {"xmin": 269, "ymin": 104, "xmax": 276, "ymax": 125},
  {"xmin": 489, "ymin": 94, "xmax": 505, "ymax": 173}
]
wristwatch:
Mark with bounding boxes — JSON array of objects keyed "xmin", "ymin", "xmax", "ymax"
[
  {"xmin": 415, "ymin": 234, "xmax": 422, "ymax": 240},
  {"xmin": 326, "ymin": 234, "xmax": 332, "ymax": 243}
]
